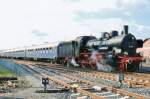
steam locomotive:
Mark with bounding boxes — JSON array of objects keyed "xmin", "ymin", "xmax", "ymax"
[
  {"xmin": 0, "ymin": 25, "xmax": 143, "ymax": 72},
  {"xmin": 59, "ymin": 25, "xmax": 143, "ymax": 71}
]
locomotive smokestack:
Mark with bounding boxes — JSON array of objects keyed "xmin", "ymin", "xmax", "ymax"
[{"xmin": 124, "ymin": 25, "xmax": 128, "ymax": 34}]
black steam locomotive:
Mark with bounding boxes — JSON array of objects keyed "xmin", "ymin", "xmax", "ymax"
[{"xmin": 58, "ymin": 25, "xmax": 143, "ymax": 71}]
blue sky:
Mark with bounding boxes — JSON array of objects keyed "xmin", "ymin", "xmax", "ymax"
[{"xmin": 0, "ymin": 0, "xmax": 149, "ymax": 49}]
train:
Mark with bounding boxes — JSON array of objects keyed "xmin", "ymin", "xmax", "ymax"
[{"xmin": 0, "ymin": 25, "xmax": 143, "ymax": 72}]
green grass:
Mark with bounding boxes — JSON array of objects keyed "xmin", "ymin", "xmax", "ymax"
[{"xmin": 0, "ymin": 65, "xmax": 15, "ymax": 77}]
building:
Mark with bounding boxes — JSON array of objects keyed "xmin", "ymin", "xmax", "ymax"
[{"xmin": 137, "ymin": 38, "xmax": 150, "ymax": 62}]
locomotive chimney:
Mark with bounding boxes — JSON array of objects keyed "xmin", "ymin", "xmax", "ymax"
[{"xmin": 124, "ymin": 25, "xmax": 128, "ymax": 34}]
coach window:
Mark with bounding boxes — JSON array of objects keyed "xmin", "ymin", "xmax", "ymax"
[
  {"xmin": 37, "ymin": 49, "xmax": 39, "ymax": 53},
  {"xmin": 27, "ymin": 50, "xmax": 28, "ymax": 54},
  {"xmin": 39, "ymin": 48, "xmax": 41, "ymax": 53},
  {"xmin": 41, "ymin": 48, "xmax": 43, "ymax": 53},
  {"xmin": 29, "ymin": 50, "xmax": 31, "ymax": 54},
  {"xmin": 34, "ymin": 49, "xmax": 36, "ymax": 53},
  {"xmin": 38, "ymin": 48, "xmax": 40, "ymax": 53},
  {"xmin": 47, "ymin": 48, "xmax": 49, "ymax": 53},
  {"xmin": 51, "ymin": 48, "xmax": 53, "ymax": 54},
  {"xmin": 43, "ymin": 48, "xmax": 46, "ymax": 53},
  {"xmin": 46, "ymin": 48, "xmax": 48, "ymax": 53},
  {"xmin": 40, "ymin": 48, "xmax": 43, "ymax": 54},
  {"xmin": 43, "ymin": 48, "xmax": 45, "ymax": 53},
  {"xmin": 49, "ymin": 48, "xmax": 50, "ymax": 52},
  {"xmin": 47, "ymin": 47, "xmax": 49, "ymax": 53},
  {"xmin": 45, "ymin": 48, "xmax": 48, "ymax": 53},
  {"xmin": 27, "ymin": 50, "xmax": 29, "ymax": 54},
  {"xmin": 43, "ymin": 48, "xmax": 44, "ymax": 54},
  {"xmin": 42, "ymin": 48, "xmax": 44, "ymax": 54},
  {"xmin": 35, "ymin": 49, "xmax": 37, "ymax": 53},
  {"xmin": 45, "ymin": 48, "xmax": 47, "ymax": 53},
  {"xmin": 30, "ymin": 50, "xmax": 32, "ymax": 54},
  {"xmin": 38, "ymin": 49, "xmax": 40, "ymax": 53},
  {"xmin": 47, "ymin": 48, "xmax": 49, "ymax": 52},
  {"xmin": 44, "ymin": 48, "xmax": 46, "ymax": 53},
  {"xmin": 40, "ymin": 48, "xmax": 43, "ymax": 53},
  {"xmin": 49, "ymin": 47, "xmax": 51, "ymax": 52}
]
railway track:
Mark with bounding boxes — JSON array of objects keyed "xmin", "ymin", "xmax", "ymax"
[
  {"xmin": 19, "ymin": 60, "xmax": 150, "ymax": 88},
  {"xmin": 33, "ymin": 65, "xmax": 150, "ymax": 97},
  {"xmin": 15, "ymin": 60, "xmax": 149, "ymax": 99},
  {"xmin": 25, "ymin": 64, "xmax": 148, "ymax": 99},
  {"xmin": 21, "ymin": 64, "xmax": 120, "ymax": 99},
  {"xmin": 43, "ymin": 65, "xmax": 150, "ymax": 87}
]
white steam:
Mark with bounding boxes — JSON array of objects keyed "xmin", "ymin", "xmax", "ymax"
[
  {"xmin": 96, "ymin": 62, "xmax": 113, "ymax": 72},
  {"xmin": 71, "ymin": 57, "xmax": 79, "ymax": 67},
  {"xmin": 90, "ymin": 50, "xmax": 113, "ymax": 72}
]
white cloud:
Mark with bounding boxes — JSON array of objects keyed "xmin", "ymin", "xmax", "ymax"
[
  {"xmin": 116, "ymin": 0, "xmax": 149, "ymax": 10},
  {"xmin": 0, "ymin": 0, "xmax": 78, "ymax": 49},
  {"xmin": 65, "ymin": 0, "xmax": 118, "ymax": 12},
  {"xmin": 65, "ymin": 0, "xmax": 150, "ymax": 12},
  {"xmin": 68, "ymin": 0, "xmax": 150, "ymax": 39},
  {"xmin": 130, "ymin": 24, "xmax": 150, "ymax": 39},
  {"xmin": 68, "ymin": 0, "xmax": 150, "ymax": 21},
  {"xmin": 76, "ymin": 17, "xmax": 150, "ymax": 39}
]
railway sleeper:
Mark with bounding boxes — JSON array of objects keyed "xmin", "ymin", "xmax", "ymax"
[{"xmin": 35, "ymin": 88, "xmax": 70, "ymax": 93}]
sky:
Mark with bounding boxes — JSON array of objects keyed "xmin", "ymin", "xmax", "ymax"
[{"xmin": 0, "ymin": 0, "xmax": 150, "ymax": 49}]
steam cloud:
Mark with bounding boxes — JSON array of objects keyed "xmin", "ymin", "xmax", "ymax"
[
  {"xmin": 71, "ymin": 57, "xmax": 79, "ymax": 67},
  {"xmin": 91, "ymin": 50, "xmax": 113, "ymax": 72}
]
